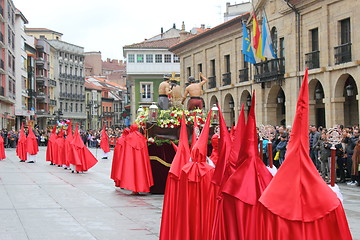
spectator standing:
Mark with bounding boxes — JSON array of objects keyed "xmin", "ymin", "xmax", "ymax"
[
  {"xmin": 309, "ymin": 125, "xmax": 321, "ymax": 169},
  {"xmin": 318, "ymin": 133, "xmax": 332, "ymax": 181}
]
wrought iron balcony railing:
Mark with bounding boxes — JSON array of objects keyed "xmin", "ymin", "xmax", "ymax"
[
  {"xmin": 239, "ymin": 68, "xmax": 249, "ymax": 82},
  {"xmin": 254, "ymin": 58, "xmax": 285, "ymax": 83},
  {"xmin": 305, "ymin": 51, "xmax": 320, "ymax": 69},
  {"xmin": 334, "ymin": 43, "xmax": 352, "ymax": 65},
  {"xmin": 222, "ymin": 72, "xmax": 231, "ymax": 86},
  {"xmin": 208, "ymin": 76, "xmax": 216, "ymax": 89}
]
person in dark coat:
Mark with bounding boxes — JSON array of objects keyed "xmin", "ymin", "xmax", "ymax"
[{"xmin": 276, "ymin": 134, "xmax": 288, "ymax": 165}]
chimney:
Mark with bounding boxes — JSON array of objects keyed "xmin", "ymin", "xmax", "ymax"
[
  {"xmin": 179, "ymin": 21, "xmax": 188, "ymax": 42},
  {"xmin": 201, "ymin": 24, "xmax": 205, "ymax": 30},
  {"xmin": 107, "ymin": 58, "xmax": 110, "ymax": 62},
  {"xmin": 173, "ymin": 23, "xmax": 176, "ymax": 29},
  {"xmin": 161, "ymin": 27, "xmax": 163, "ymax": 38}
]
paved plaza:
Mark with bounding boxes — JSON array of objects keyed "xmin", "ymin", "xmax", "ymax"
[{"xmin": 0, "ymin": 147, "xmax": 359, "ymax": 240}]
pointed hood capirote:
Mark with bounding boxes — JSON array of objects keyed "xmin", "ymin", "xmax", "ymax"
[
  {"xmin": 16, "ymin": 123, "xmax": 27, "ymax": 161},
  {"xmin": 168, "ymin": 113, "xmax": 191, "ymax": 178},
  {"xmin": 26, "ymin": 122, "xmax": 39, "ymax": 155},
  {"xmin": 259, "ymin": 68, "xmax": 341, "ymax": 221},
  {"xmin": 100, "ymin": 124, "xmax": 110, "ymax": 153}
]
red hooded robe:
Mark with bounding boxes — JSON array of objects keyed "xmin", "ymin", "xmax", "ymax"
[
  {"xmin": 257, "ymin": 69, "xmax": 352, "ymax": 240},
  {"xmin": 0, "ymin": 135, "xmax": 5, "ymax": 159},
  {"xmin": 46, "ymin": 125, "xmax": 57, "ymax": 163},
  {"xmin": 214, "ymin": 92, "xmax": 273, "ymax": 240},
  {"xmin": 111, "ymin": 128, "xmax": 129, "ymax": 187},
  {"xmin": 100, "ymin": 125, "xmax": 110, "ymax": 153},
  {"xmin": 64, "ymin": 122, "xmax": 74, "ymax": 166},
  {"xmin": 117, "ymin": 124, "xmax": 153, "ymax": 192},
  {"xmin": 176, "ymin": 110, "xmax": 218, "ymax": 240},
  {"xmin": 70, "ymin": 124, "xmax": 98, "ymax": 171},
  {"xmin": 16, "ymin": 124, "xmax": 27, "ymax": 161},
  {"xmin": 159, "ymin": 114, "xmax": 191, "ymax": 240},
  {"xmin": 26, "ymin": 123, "xmax": 39, "ymax": 155},
  {"xmin": 55, "ymin": 130, "xmax": 66, "ymax": 165}
]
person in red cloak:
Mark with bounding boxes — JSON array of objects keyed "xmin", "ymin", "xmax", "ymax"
[
  {"xmin": 26, "ymin": 122, "xmax": 39, "ymax": 163},
  {"xmin": 212, "ymin": 92, "xmax": 273, "ymax": 240},
  {"xmin": 116, "ymin": 124, "xmax": 153, "ymax": 193},
  {"xmin": 100, "ymin": 125, "xmax": 110, "ymax": 159},
  {"xmin": 64, "ymin": 122, "xmax": 73, "ymax": 170},
  {"xmin": 159, "ymin": 114, "xmax": 191, "ymax": 240},
  {"xmin": 70, "ymin": 124, "xmax": 98, "ymax": 173},
  {"xmin": 46, "ymin": 124, "xmax": 57, "ymax": 165},
  {"xmin": 16, "ymin": 123, "xmax": 27, "ymax": 162},
  {"xmin": 0, "ymin": 134, "xmax": 5, "ymax": 160},
  {"xmin": 111, "ymin": 128, "xmax": 130, "ymax": 187},
  {"xmin": 209, "ymin": 133, "xmax": 219, "ymax": 165},
  {"xmin": 175, "ymin": 110, "xmax": 218, "ymax": 240},
  {"xmin": 257, "ymin": 69, "xmax": 352, "ymax": 240},
  {"xmin": 55, "ymin": 130, "xmax": 66, "ymax": 167}
]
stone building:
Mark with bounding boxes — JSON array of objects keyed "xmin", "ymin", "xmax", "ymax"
[{"xmin": 170, "ymin": 0, "xmax": 360, "ymax": 128}]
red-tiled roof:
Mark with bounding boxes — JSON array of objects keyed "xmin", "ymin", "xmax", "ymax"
[
  {"xmin": 123, "ymin": 37, "xmax": 181, "ymax": 49},
  {"xmin": 84, "ymin": 80, "xmax": 102, "ymax": 90},
  {"xmin": 102, "ymin": 61, "xmax": 126, "ymax": 71}
]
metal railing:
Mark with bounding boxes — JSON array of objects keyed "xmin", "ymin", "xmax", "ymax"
[
  {"xmin": 254, "ymin": 57, "xmax": 285, "ymax": 83},
  {"xmin": 222, "ymin": 72, "xmax": 231, "ymax": 86},
  {"xmin": 239, "ymin": 68, "xmax": 249, "ymax": 82},
  {"xmin": 305, "ymin": 51, "xmax": 320, "ymax": 69},
  {"xmin": 208, "ymin": 76, "xmax": 216, "ymax": 89},
  {"xmin": 334, "ymin": 43, "xmax": 352, "ymax": 65}
]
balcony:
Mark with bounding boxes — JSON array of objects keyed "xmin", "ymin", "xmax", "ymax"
[
  {"xmin": 222, "ymin": 72, "xmax": 231, "ymax": 86},
  {"xmin": 36, "ymin": 92, "xmax": 46, "ymax": 100},
  {"xmin": 49, "ymin": 99, "xmax": 57, "ymax": 106},
  {"xmin": 36, "ymin": 76, "xmax": 48, "ymax": 87},
  {"xmin": 239, "ymin": 68, "xmax": 249, "ymax": 82},
  {"xmin": 36, "ymin": 109, "xmax": 50, "ymax": 116},
  {"xmin": 305, "ymin": 51, "xmax": 320, "ymax": 70},
  {"xmin": 49, "ymin": 79, "xmax": 56, "ymax": 87},
  {"xmin": 36, "ymin": 57, "xmax": 45, "ymax": 67},
  {"xmin": 208, "ymin": 76, "xmax": 216, "ymax": 89},
  {"xmin": 102, "ymin": 112, "xmax": 115, "ymax": 117},
  {"xmin": 334, "ymin": 43, "xmax": 352, "ymax": 65},
  {"xmin": 59, "ymin": 73, "xmax": 66, "ymax": 79},
  {"xmin": 254, "ymin": 58, "xmax": 285, "ymax": 83}
]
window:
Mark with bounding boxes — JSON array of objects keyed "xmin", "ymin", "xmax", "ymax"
[
  {"xmin": 210, "ymin": 59, "xmax": 216, "ymax": 76},
  {"xmin": 110, "ymin": 107, "xmax": 112, "ymax": 112},
  {"xmin": 164, "ymin": 54, "xmax": 172, "ymax": 63},
  {"xmin": 65, "ymin": 103, "xmax": 68, "ymax": 112},
  {"xmin": 140, "ymin": 82, "xmax": 152, "ymax": 102},
  {"xmin": 271, "ymin": 27, "xmax": 278, "ymax": 55},
  {"xmin": 40, "ymin": 35, "xmax": 45, "ymax": 39},
  {"xmin": 60, "ymin": 83, "xmax": 63, "ymax": 93},
  {"xmin": 155, "ymin": 54, "xmax": 162, "ymax": 63},
  {"xmin": 80, "ymin": 104, "xmax": 83, "ymax": 112},
  {"xmin": 65, "ymin": 84, "xmax": 68, "ymax": 93},
  {"xmin": 224, "ymin": 55, "xmax": 230, "ymax": 73},
  {"xmin": 137, "ymin": 54, "xmax": 144, "ymax": 63},
  {"xmin": 311, "ymin": 28, "xmax": 319, "ymax": 51},
  {"xmin": 198, "ymin": 63, "xmax": 203, "ymax": 74},
  {"xmin": 187, "ymin": 67, "xmax": 191, "ymax": 78},
  {"xmin": 106, "ymin": 106, "xmax": 108, "ymax": 112},
  {"xmin": 340, "ymin": 18, "xmax": 351, "ymax": 44},
  {"xmin": 70, "ymin": 103, "xmax": 73, "ymax": 112},
  {"xmin": 60, "ymin": 102, "xmax": 63, "ymax": 111},
  {"xmin": 75, "ymin": 103, "xmax": 78, "ymax": 112},
  {"xmin": 146, "ymin": 54, "xmax": 153, "ymax": 63},
  {"xmin": 128, "ymin": 54, "xmax": 135, "ymax": 63},
  {"xmin": 279, "ymin": 38, "xmax": 285, "ymax": 59},
  {"xmin": 173, "ymin": 55, "xmax": 180, "ymax": 63}
]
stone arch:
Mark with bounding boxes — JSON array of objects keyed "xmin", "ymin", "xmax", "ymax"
[
  {"xmin": 209, "ymin": 95, "xmax": 218, "ymax": 109},
  {"xmin": 334, "ymin": 74, "xmax": 358, "ymax": 127},
  {"xmin": 223, "ymin": 93, "xmax": 235, "ymax": 126},
  {"xmin": 309, "ymin": 78, "xmax": 326, "ymax": 127},
  {"xmin": 266, "ymin": 85, "xmax": 286, "ymax": 126}
]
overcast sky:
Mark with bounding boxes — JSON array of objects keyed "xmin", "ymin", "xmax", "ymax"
[{"xmin": 14, "ymin": 0, "xmax": 244, "ymax": 61}]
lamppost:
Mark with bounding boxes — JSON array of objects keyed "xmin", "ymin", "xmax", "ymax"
[{"xmin": 53, "ymin": 109, "xmax": 63, "ymax": 122}]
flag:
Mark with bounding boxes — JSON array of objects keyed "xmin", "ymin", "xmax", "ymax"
[
  {"xmin": 242, "ymin": 23, "xmax": 256, "ymax": 64},
  {"xmin": 262, "ymin": 13, "xmax": 277, "ymax": 59},
  {"xmin": 253, "ymin": 13, "xmax": 265, "ymax": 60}
]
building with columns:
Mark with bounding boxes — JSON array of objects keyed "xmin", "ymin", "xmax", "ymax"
[{"xmin": 170, "ymin": 0, "xmax": 360, "ymax": 128}]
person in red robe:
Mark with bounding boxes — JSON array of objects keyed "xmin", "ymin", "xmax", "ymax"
[
  {"xmin": 26, "ymin": 123, "xmax": 39, "ymax": 163},
  {"xmin": 257, "ymin": 69, "xmax": 352, "ymax": 240},
  {"xmin": 70, "ymin": 123, "xmax": 98, "ymax": 173},
  {"xmin": 0, "ymin": 134, "xmax": 5, "ymax": 160},
  {"xmin": 111, "ymin": 128, "xmax": 130, "ymax": 187},
  {"xmin": 64, "ymin": 122, "xmax": 73, "ymax": 170},
  {"xmin": 116, "ymin": 123, "xmax": 153, "ymax": 193},
  {"xmin": 175, "ymin": 110, "xmax": 218, "ymax": 240},
  {"xmin": 55, "ymin": 130, "xmax": 66, "ymax": 167},
  {"xmin": 100, "ymin": 125, "xmax": 110, "ymax": 159},
  {"xmin": 159, "ymin": 114, "xmax": 191, "ymax": 240},
  {"xmin": 46, "ymin": 124, "xmax": 57, "ymax": 165},
  {"xmin": 16, "ymin": 123, "xmax": 27, "ymax": 162},
  {"xmin": 209, "ymin": 133, "xmax": 219, "ymax": 165},
  {"xmin": 212, "ymin": 92, "xmax": 273, "ymax": 240}
]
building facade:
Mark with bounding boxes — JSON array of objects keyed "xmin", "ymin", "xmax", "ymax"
[{"xmin": 170, "ymin": 0, "xmax": 360, "ymax": 128}]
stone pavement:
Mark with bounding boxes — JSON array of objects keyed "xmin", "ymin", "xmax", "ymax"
[{"xmin": 0, "ymin": 146, "xmax": 359, "ymax": 240}]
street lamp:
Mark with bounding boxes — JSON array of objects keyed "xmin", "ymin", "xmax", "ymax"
[
  {"xmin": 315, "ymin": 87, "xmax": 324, "ymax": 100},
  {"xmin": 211, "ymin": 104, "xmax": 219, "ymax": 125},
  {"xmin": 246, "ymin": 95, "xmax": 252, "ymax": 107},
  {"xmin": 229, "ymin": 100, "xmax": 234, "ymax": 109},
  {"xmin": 346, "ymin": 84, "xmax": 354, "ymax": 97},
  {"xmin": 148, "ymin": 102, "xmax": 159, "ymax": 123},
  {"xmin": 277, "ymin": 92, "xmax": 284, "ymax": 104}
]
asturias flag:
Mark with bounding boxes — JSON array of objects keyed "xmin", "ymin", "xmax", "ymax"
[{"xmin": 242, "ymin": 23, "xmax": 256, "ymax": 64}]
